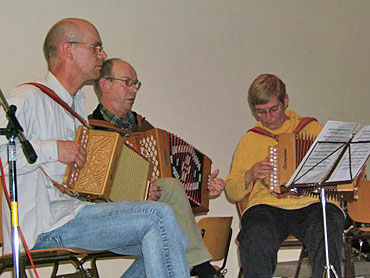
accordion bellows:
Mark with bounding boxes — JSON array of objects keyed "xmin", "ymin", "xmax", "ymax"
[
  {"xmin": 124, "ymin": 128, "xmax": 211, "ymax": 214},
  {"xmin": 63, "ymin": 127, "xmax": 151, "ymax": 201}
]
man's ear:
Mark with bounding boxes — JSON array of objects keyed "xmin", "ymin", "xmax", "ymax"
[
  {"xmin": 61, "ymin": 42, "xmax": 74, "ymax": 61},
  {"xmin": 99, "ymin": 78, "xmax": 110, "ymax": 94}
]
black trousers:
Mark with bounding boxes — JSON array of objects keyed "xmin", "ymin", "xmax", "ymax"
[{"xmin": 238, "ymin": 203, "xmax": 344, "ymax": 278}]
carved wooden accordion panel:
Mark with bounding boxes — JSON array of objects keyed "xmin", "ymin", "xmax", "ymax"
[
  {"xmin": 268, "ymin": 133, "xmax": 359, "ymax": 200},
  {"xmin": 63, "ymin": 127, "xmax": 152, "ymax": 201},
  {"xmin": 124, "ymin": 128, "xmax": 211, "ymax": 214}
]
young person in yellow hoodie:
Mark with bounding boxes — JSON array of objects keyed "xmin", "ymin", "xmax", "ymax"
[{"xmin": 225, "ymin": 74, "xmax": 344, "ymax": 278}]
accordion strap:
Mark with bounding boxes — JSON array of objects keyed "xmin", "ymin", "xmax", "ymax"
[
  {"xmin": 89, "ymin": 114, "xmax": 153, "ymax": 134},
  {"xmin": 137, "ymin": 114, "xmax": 144, "ymax": 130},
  {"xmin": 89, "ymin": 119, "xmax": 127, "ymax": 135},
  {"xmin": 24, "ymin": 82, "xmax": 91, "ymax": 129},
  {"xmin": 248, "ymin": 127, "xmax": 279, "ymax": 140},
  {"xmin": 39, "ymin": 166, "xmax": 74, "ymax": 197},
  {"xmin": 88, "ymin": 119, "xmax": 125, "ymax": 134},
  {"xmin": 24, "ymin": 82, "xmax": 87, "ymax": 196},
  {"xmin": 248, "ymin": 117, "xmax": 318, "ymax": 141},
  {"xmin": 294, "ymin": 117, "xmax": 317, "ymax": 133}
]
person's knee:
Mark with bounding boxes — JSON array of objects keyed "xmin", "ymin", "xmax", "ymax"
[
  {"xmin": 148, "ymin": 200, "xmax": 175, "ymax": 218},
  {"xmin": 155, "ymin": 177, "xmax": 185, "ymax": 197},
  {"xmin": 150, "ymin": 201, "xmax": 188, "ymax": 247}
]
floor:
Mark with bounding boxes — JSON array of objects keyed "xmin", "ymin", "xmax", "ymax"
[{"xmin": 273, "ymin": 257, "xmax": 370, "ymax": 278}]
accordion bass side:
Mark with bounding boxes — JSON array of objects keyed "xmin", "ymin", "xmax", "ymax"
[
  {"xmin": 63, "ymin": 127, "xmax": 153, "ymax": 201},
  {"xmin": 268, "ymin": 133, "xmax": 360, "ymax": 200},
  {"xmin": 124, "ymin": 128, "xmax": 211, "ymax": 214}
]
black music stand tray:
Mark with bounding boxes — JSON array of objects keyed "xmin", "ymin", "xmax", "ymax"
[{"xmin": 286, "ymin": 135, "xmax": 370, "ymax": 278}]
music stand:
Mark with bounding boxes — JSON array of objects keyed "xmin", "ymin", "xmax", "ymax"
[{"xmin": 285, "ymin": 121, "xmax": 370, "ymax": 278}]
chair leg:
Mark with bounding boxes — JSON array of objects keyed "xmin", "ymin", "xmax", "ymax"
[
  {"xmin": 50, "ymin": 262, "xmax": 60, "ymax": 278},
  {"xmin": 344, "ymin": 236, "xmax": 355, "ymax": 278},
  {"xmin": 70, "ymin": 257, "xmax": 90, "ymax": 278},
  {"xmin": 238, "ymin": 267, "xmax": 243, "ymax": 278},
  {"xmin": 294, "ymin": 246, "xmax": 307, "ymax": 278},
  {"xmin": 90, "ymin": 257, "xmax": 99, "ymax": 278},
  {"xmin": 80, "ymin": 253, "xmax": 101, "ymax": 278},
  {"xmin": 20, "ymin": 257, "xmax": 27, "ymax": 278}
]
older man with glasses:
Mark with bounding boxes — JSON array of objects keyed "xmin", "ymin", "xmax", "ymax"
[
  {"xmin": 225, "ymin": 73, "xmax": 345, "ymax": 278},
  {"xmin": 89, "ymin": 58, "xmax": 226, "ymax": 278}
]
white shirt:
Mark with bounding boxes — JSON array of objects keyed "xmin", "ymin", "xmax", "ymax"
[{"xmin": 0, "ymin": 72, "xmax": 87, "ymax": 254}]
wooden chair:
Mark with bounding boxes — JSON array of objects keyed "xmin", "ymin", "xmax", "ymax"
[
  {"xmin": 0, "ymin": 247, "xmax": 115, "ymax": 277},
  {"xmin": 343, "ymin": 180, "xmax": 370, "ymax": 278},
  {"xmin": 0, "ymin": 180, "xmax": 122, "ymax": 277},
  {"xmin": 195, "ymin": 216, "xmax": 233, "ymax": 277},
  {"xmin": 236, "ymin": 202, "xmax": 307, "ymax": 278}
]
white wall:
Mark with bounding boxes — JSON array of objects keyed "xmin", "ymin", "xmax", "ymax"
[{"xmin": 1, "ymin": 0, "xmax": 370, "ymax": 277}]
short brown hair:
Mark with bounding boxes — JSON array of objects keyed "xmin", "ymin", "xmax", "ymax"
[
  {"xmin": 248, "ymin": 74, "xmax": 286, "ymax": 111},
  {"xmin": 94, "ymin": 58, "xmax": 122, "ymax": 98}
]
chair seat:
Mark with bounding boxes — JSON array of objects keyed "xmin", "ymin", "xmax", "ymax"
[
  {"xmin": 1, "ymin": 247, "xmax": 106, "ymax": 258},
  {"xmin": 0, "ymin": 247, "xmax": 126, "ymax": 277},
  {"xmin": 281, "ymin": 235, "xmax": 303, "ymax": 248}
]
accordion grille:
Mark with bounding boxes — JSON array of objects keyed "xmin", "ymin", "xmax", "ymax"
[{"xmin": 109, "ymin": 144, "xmax": 152, "ymax": 201}]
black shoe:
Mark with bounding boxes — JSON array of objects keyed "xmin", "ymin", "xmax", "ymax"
[
  {"xmin": 209, "ymin": 272, "xmax": 224, "ymax": 278},
  {"xmin": 190, "ymin": 270, "xmax": 225, "ymax": 278},
  {"xmin": 190, "ymin": 261, "xmax": 223, "ymax": 278}
]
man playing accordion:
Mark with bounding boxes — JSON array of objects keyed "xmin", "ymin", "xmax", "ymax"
[{"xmin": 89, "ymin": 58, "xmax": 226, "ymax": 278}]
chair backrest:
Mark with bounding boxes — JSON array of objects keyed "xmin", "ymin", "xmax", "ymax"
[
  {"xmin": 347, "ymin": 180, "xmax": 370, "ymax": 224},
  {"xmin": 197, "ymin": 216, "xmax": 232, "ymax": 261}
]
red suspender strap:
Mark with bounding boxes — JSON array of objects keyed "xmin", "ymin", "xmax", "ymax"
[
  {"xmin": 248, "ymin": 127, "xmax": 279, "ymax": 141},
  {"xmin": 24, "ymin": 82, "xmax": 91, "ymax": 129},
  {"xmin": 247, "ymin": 117, "xmax": 318, "ymax": 139},
  {"xmin": 293, "ymin": 117, "xmax": 317, "ymax": 133}
]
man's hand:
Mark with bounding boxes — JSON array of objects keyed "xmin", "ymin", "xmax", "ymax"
[
  {"xmin": 147, "ymin": 177, "xmax": 162, "ymax": 201},
  {"xmin": 208, "ymin": 169, "xmax": 225, "ymax": 197},
  {"xmin": 58, "ymin": 140, "xmax": 86, "ymax": 169}
]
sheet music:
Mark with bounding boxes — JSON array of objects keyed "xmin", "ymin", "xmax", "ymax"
[
  {"xmin": 286, "ymin": 121, "xmax": 360, "ymax": 186},
  {"xmin": 326, "ymin": 125, "xmax": 370, "ymax": 182}
]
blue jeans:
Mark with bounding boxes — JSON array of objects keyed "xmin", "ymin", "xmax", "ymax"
[{"xmin": 33, "ymin": 201, "xmax": 190, "ymax": 278}]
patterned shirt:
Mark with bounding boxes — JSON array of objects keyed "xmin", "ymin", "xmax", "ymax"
[{"xmin": 99, "ymin": 104, "xmax": 135, "ymax": 136}]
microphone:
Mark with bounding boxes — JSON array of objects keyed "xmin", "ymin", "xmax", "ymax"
[{"xmin": 0, "ymin": 88, "xmax": 38, "ymax": 164}]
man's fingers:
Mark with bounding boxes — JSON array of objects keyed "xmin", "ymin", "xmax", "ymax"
[{"xmin": 209, "ymin": 169, "xmax": 220, "ymax": 180}]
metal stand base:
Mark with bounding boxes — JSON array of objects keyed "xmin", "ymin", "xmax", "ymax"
[{"xmin": 320, "ymin": 187, "xmax": 339, "ymax": 278}]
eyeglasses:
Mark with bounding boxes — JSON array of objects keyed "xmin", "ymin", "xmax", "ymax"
[
  {"xmin": 107, "ymin": 77, "xmax": 142, "ymax": 90},
  {"xmin": 69, "ymin": 41, "xmax": 104, "ymax": 54},
  {"xmin": 254, "ymin": 104, "xmax": 283, "ymax": 118}
]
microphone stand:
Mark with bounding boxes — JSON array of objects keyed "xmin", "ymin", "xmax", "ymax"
[{"xmin": 0, "ymin": 88, "xmax": 37, "ymax": 278}]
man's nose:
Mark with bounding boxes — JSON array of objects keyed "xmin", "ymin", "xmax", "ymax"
[{"xmin": 99, "ymin": 49, "xmax": 108, "ymax": 60}]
